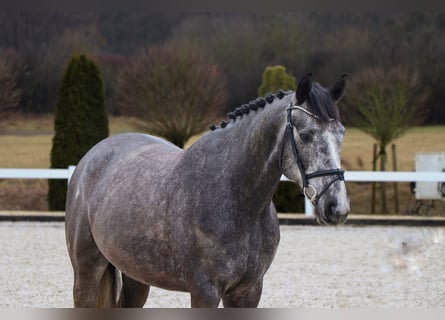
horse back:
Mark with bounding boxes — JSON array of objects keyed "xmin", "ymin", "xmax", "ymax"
[{"xmin": 66, "ymin": 133, "xmax": 181, "ymax": 220}]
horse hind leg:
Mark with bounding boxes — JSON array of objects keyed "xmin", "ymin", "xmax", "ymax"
[
  {"xmin": 68, "ymin": 222, "xmax": 119, "ymax": 307},
  {"xmin": 189, "ymin": 277, "xmax": 221, "ymax": 307},
  {"xmin": 72, "ymin": 256, "xmax": 115, "ymax": 307},
  {"xmin": 222, "ymin": 280, "xmax": 263, "ymax": 308},
  {"xmin": 117, "ymin": 274, "xmax": 150, "ymax": 307},
  {"xmin": 74, "ymin": 259, "xmax": 149, "ymax": 308},
  {"xmin": 95, "ymin": 263, "xmax": 120, "ymax": 307}
]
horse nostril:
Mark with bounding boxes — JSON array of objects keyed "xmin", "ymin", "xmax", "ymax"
[
  {"xmin": 327, "ymin": 201, "xmax": 337, "ymax": 215},
  {"xmin": 325, "ymin": 201, "xmax": 348, "ymax": 225}
]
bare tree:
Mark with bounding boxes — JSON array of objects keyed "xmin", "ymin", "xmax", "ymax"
[
  {"xmin": 0, "ymin": 50, "xmax": 23, "ymax": 115},
  {"xmin": 344, "ymin": 65, "xmax": 427, "ymax": 150},
  {"xmin": 116, "ymin": 41, "xmax": 227, "ymax": 147},
  {"xmin": 343, "ymin": 65, "xmax": 428, "ymax": 212}
]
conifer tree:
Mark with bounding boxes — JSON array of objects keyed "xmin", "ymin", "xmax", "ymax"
[{"xmin": 48, "ymin": 54, "xmax": 109, "ymax": 211}]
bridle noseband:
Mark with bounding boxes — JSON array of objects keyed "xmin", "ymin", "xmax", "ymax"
[{"xmin": 284, "ymin": 104, "xmax": 345, "ymax": 204}]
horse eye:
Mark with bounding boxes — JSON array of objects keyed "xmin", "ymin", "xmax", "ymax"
[{"xmin": 299, "ymin": 133, "xmax": 310, "ymax": 142}]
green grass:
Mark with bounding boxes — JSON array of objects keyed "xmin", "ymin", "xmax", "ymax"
[{"xmin": 1, "ymin": 115, "xmax": 445, "ymax": 214}]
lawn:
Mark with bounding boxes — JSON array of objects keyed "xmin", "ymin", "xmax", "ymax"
[
  {"xmin": 0, "ymin": 115, "xmax": 137, "ymax": 168},
  {"xmin": 343, "ymin": 126, "xmax": 445, "ymax": 172},
  {"xmin": 1, "ymin": 115, "xmax": 444, "ymax": 214}
]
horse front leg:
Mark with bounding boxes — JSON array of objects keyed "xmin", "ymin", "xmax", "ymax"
[{"xmin": 222, "ymin": 280, "xmax": 263, "ymax": 308}]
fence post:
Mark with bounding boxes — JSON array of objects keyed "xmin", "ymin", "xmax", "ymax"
[
  {"xmin": 392, "ymin": 144, "xmax": 399, "ymax": 214},
  {"xmin": 371, "ymin": 143, "xmax": 377, "ymax": 214},
  {"xmin": 305, "ymin": 197, "xmax": 314, "ymax": 217},
  {"xmin": 68, "ymin": 166, "xmax": 76, "ymax": 184}
]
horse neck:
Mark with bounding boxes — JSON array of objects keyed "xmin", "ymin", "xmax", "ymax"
[{"xmin": 183, "ymin": 96, "xmax": 292, "ymax": 213}]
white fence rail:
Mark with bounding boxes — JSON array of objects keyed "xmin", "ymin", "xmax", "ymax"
[
  {"xmin": 2, "ymin": 167, "xmax": 445, "ymax": 182},
  {"xmin": 1, "ymin": 167, "xmax": 445, "ymax": 216},
  {"xmin": 0, "ymin": 167, "xmax": 76, "ymax": 180}
]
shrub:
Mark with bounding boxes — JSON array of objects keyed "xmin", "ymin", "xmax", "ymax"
[
  {"xmin": 0, "ymin": 49, "xmax": 23, "ymax": 115},
  {"xmin": 258, "ymin": 65, "xmax": 296, "ymax": 96},
  {"xmin": 273, "ymin": 181, "xmax": 305, "ymax": 213},
  {"xmin": 116, "ymin": 41, "xmax": 227, "ymax": 148}
]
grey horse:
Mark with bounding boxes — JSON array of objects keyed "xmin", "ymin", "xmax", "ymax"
[{"xmin": 65, "ymin": 73, "xmax": 349, "ymax": 308}]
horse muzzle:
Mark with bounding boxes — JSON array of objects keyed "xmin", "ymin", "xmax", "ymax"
[{"xmin": 317, "ymin": 198, "xmax": 349, "ymax": 225}]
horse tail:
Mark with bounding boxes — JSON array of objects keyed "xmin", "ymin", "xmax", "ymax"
[{"xmin": 96, "ymin": 264, "xmax": 120, "ymax": 307}]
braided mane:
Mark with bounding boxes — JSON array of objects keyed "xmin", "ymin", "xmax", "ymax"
[
  {"xmin": 209, "ymin": 89, "xmax": 290, "ymax": 131},
  {"xmin": 210, "ymin": 82, "xmax": 339, "ymax": 131}
]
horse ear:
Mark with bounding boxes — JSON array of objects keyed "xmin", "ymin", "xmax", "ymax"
[
  {"xmin": 330, "ymin": 73, "xmax": 348, "ymax": 102},
  {"xmin": 296, "ymin": 73, "xmax": 312, "ymax": 104}
]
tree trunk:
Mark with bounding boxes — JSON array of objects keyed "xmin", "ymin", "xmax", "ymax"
[
  {"xmin": 392, "ymin": 144, "xmax": 399, "ymax": 214},
  {"xmin": 379, "ymin": 146, "xmax": 387, "ymax": 214}
]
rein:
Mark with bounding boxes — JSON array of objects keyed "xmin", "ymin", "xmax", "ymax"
[{"xmin": 284, "ymin": 104, "xmax": 345, "ymax": 204}]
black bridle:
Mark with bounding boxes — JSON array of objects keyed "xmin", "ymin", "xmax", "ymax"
[{"xmin": 285, "ymin": 105, "xmax": 345, "ymax": 204}]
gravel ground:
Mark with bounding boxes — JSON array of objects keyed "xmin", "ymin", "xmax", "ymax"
[{"xmin": 0, "ymin": 222, "xmax": 444, "ymax": 308}]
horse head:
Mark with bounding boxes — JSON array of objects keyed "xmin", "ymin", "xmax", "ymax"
[{"xmin": 282, "ymin": 73, "xmax": 350, "ymax": 225}]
